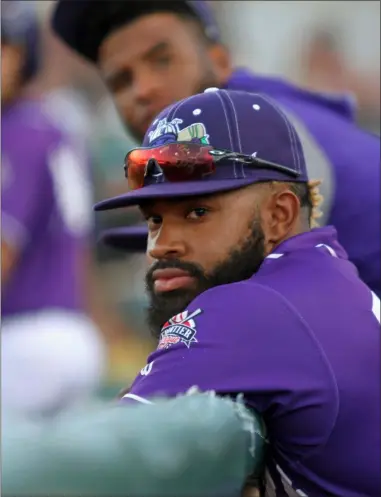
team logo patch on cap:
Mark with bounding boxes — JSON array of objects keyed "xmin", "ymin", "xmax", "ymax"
[
  {"xmin": 148, "ymin": 117, "xmax": 210, "ymax": 147},
  {"xmin": 158, "ymin": 308, "xmax": 203, "ymax": 350}
]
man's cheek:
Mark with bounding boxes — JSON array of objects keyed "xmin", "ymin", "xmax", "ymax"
[
  {"xmin": 146, "ymin": 230, "xmax": 160, "ymax": 261},
  {"xmin": 146, "ymin": 252, "xmax": 155, "ymax": 265},
  {"xmin": 113, "ymin": 93, "xmax": 135, "ymax": 125}
]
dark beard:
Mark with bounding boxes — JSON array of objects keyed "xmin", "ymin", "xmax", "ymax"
[{"xmin": 145, "ymin": 218, "xmax": 265, "ymax": 339}]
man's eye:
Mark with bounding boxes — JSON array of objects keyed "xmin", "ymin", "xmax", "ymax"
[
  {"xmin": 147, "ymin": 215, "xmax": 162, "ymax": 228},
  {"xmin": 187, "ymin": 207, "xmax": 209, "ymax": 220},
  {"xmin": 108, "ymin": 71, "xmax": 133, "ymax": 93}
]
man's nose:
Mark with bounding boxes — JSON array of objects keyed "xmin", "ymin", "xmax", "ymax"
[
  {"xmin": 147, "ymin": 224, "xmax": 187, "ymax": 261},
  {"xmin": 133, "ymin": 69, "xmax": 162, "ymax": 104}
]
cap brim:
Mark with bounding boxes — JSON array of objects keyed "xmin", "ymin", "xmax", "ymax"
[
  {"xmin": 94, "ymin": 178, "xmax": 258, "ymax": 211},
  {"xmin": 100, "ymin": 226, "xmax": 148, "ymax": 252}
]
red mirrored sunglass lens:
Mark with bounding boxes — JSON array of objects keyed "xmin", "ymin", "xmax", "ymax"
[{"xmin": 125, "ymin": 143, "xmax": 216, "ymax": 190}]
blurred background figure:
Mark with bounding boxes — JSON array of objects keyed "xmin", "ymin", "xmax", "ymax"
[
  {"xmin": 214, "ymin": 1, "xmax": 380, "ymax": 134},
  {"xmin": 28, "ymin": 1, "xmax": 153, "ymax": 395},
  {"xmin": 1, "ymin": 0, "xmax": 118, "ymax": 417},
  {"xmin": 299, "ymin": 26, "xmax": 380, "ymax": 134},
  {"xmin": 1, "ymin": 0, "xmax": 104, "ymax": 417}
]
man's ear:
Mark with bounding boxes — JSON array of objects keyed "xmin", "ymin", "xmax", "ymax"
[
  {"xmin": 263, "ymin": 188, "xmax": 301, "ymax": 250},
  {"xmin": 208, "ymin": 43, "xmax": 232, "ymax": 82}
]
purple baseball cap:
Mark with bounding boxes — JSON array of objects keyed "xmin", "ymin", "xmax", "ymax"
[
  {"xmin": 52, "ymin": 0, "xmax": 220, "ymax": 62},
  {"xmin": 95, "ymin": 89, "xmax": 309, "ymax": 212},
  {"xmin": 100, "ymin": 225, "xmax": 148, "ymax": 252}
]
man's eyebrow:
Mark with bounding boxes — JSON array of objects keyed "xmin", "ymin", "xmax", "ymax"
[
  {"xmin": 103, "ymin": 42, "xmax": 170, "ymax": 86},
  {"xmin": 103, "ymin": 67, "xmax": 131, "ymax": 88},
  {"xmin": 142, "ymin": 41, "xmax": 170, "ymax": 61}
]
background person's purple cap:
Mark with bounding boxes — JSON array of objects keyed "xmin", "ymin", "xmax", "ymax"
[
  {"xmin": 51, "ymin": 0, "xmax": 220, "ymax": 63},
  {"xmin": 100, "ymin": 226, "xmax": 148, "ymax": 252},
  {"xmin": 95, "ymin": 89, "xmax": 309, "ymax": 212}
]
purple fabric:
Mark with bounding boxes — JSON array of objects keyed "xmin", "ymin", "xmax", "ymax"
[
  {"xmin": 100, "ymin": 226, "xmax": 146, "ymax": 252},
  {"xmin": 94, "ymin": 90, "xmax": 308, "ymax": 212},
  {"xmin": 96, "ymin": 177, "xmax": 266, "ymax": 211},
  {"xmin": 122, "ymin": 227, "xmax": 381, "ymax": 497},
  {"xmin": 1, "ymin": 99, "xmax": 89, "ymax": 317},
  {"xmin": 100, "ymin": 226, "xmax": 147, "ymax": 252}
]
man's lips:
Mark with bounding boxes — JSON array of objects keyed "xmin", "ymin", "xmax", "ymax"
[{"xmin": 152, "ymin": 268, "xmax": 196, "ymax": 293}]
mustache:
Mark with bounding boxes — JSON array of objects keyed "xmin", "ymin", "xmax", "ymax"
[{"xmin": 145, "ymin": 259, "xmax": 206, "ymax": 290}]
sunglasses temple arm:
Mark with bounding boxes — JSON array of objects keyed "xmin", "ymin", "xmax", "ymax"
[
  {"xmin": 214, "ymin": 153, "xmax": 300, "ymax": 179},
  {"xmin": 252, "ymin": 158, "xmax": 301, "ymax": 178}
]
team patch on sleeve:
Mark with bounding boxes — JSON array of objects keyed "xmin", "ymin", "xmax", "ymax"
[{"xmin": 158, "ymin": 309, "xmax": 203, "ymax": 350}]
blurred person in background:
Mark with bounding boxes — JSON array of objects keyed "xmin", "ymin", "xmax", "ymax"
[
  {"xmin": 300, "ymin": 25, "xmax": 381, "ymax": 134},
  {"xmin": 52, "ymin": 0, "xmax": 380, "ymax": 297},
  {"xmin": 28, "ymin": 7, "xmax": 153, "ymax": 391},
  {"xmin": 1, "ymin": 0, "xmax": 107, "ymax": 418}
]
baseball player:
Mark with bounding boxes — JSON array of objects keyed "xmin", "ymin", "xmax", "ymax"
[
  {"xmin": 93, "ymin": 89, "xmax": 380, "ymax": 497},
  {"xmin": 52, "ymin": 0, "xmax": 380, "ymax": 296},
  {"xmin": 1, "ymin": 1, "xmax": 105, "ymax": 418}
]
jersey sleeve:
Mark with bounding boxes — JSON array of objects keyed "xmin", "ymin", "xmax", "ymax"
[
  {"xmin": 45, "ymin": 137, "xmax": 94, "ymax": 238},
  {"xmin": 123, "ymin": 282, "xmax": 338, "ymax": 456},
  {"xmin": 1, "ymin": 132, "xmax": 53, "ymax": 250},
  {"xmin": 2, "ymin": 127, "xmax": 94, "ymax": 250}
]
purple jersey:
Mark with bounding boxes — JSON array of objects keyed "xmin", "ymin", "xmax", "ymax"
[
  {"xmin": 1, "ymin": 98, "xmax": 93, "ymax": 317},
  {"xmin": 123, "ymin": 227, "xmax": 380, "ymax": 497},
  {"xmin": 227, "ymin": 69, "xmax": 381, "ymax": 296}
]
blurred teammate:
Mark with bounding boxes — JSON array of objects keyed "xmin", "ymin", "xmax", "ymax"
[
  {"xmin": 52, "ymin": 0, "xmax": 380, "ymax": 296},
  {"xmin": 94, "ymin": 89, "xmax": 380, "ymax": 496},
  {"xmin": 1, "ymin": 1, "xmax": 105, "ymax": 418}
]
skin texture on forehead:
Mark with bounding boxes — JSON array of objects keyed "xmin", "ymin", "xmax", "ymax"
[{"xmin": 97, "ymin": 12, "xmax": 231, "ymax": 141}]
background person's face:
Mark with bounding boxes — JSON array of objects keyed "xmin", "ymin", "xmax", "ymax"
[
  {"xmin": 1, "ymin": 43, "xmax": 24, "ymax": 104},
  {"xmin": 98, "ymin": 13, "xmax": 230, "ymax": 142}
]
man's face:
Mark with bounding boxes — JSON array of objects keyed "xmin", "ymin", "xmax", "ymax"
[
  {"xmin": 142, "ymin": 186, "xmax": 269, "ymax": 338},
  {"xmin": 1, "ymin": 43, "xmax": 24, "ymax": 104},
  {"xmin": 98, "ymin": 13, "xmax": 230, "ymax": 142}
]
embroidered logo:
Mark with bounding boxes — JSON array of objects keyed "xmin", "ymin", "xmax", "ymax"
[
  {"xmin": 158, "ymin": 309, "xmax": 203, "ymax": 350},
  {"xmin": 148, "ymin": 117, "xmax": 210, "ymax": 147}
]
